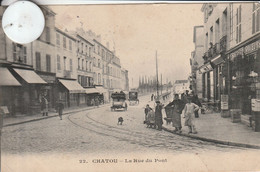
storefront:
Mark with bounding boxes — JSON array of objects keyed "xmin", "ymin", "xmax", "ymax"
[
  {"xmin": 85, "ymin": 87, "xmax": 99, "ymax": 106},
  {"xmin": 198, "ymin": 62, "xmax": 213, "ymax": 102},
  {"xmin": 57, "ymin": 79, "xmax": 86, "ymax": 108},
  {"xmin": 9, "ymin": 67, "xmax": 47, "ymax": 115},
  {"xmin": 227, "ymin": 35, "xmax": 260, "ymax": 118},
  {"xmin": 0, "ymin": 67, "xmax": 21, "ymax": 116},
  {"xmin": 37, "ymin": 71, "xmax": 56, "ymax": 109}
]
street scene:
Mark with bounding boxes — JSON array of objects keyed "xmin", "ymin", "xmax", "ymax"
[{"xmin": 1, "ymin": 2, "xmax": 260, "ymax": 172}]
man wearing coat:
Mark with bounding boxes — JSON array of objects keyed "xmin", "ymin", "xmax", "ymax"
[
  {"xmin": 165, "ymin": 94, "xmax": 185, "ymax": 133},
  {"xmin": 155, "ymin": 100, "xmax": 164, "ymax": 131}
]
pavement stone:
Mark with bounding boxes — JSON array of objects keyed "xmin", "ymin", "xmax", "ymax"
[{"xmin": 162, "ymin": 111, "xmax": 260, "ymax": 149}]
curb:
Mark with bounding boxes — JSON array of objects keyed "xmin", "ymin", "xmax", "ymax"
[
  {"xmin": 162, "ymin": 126, "xmax": 260, "ymax": 150},
  {"xmin": 3, "ymin": 105, "xmax": 107, "ymax": 127}
]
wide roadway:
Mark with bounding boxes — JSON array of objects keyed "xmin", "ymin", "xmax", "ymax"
[{"xmin": 2, "ymin": 94, "xmax": 258, "ymax": 172}]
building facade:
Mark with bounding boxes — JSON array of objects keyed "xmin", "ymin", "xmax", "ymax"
[
  {"xmin": 198, "ymin": 2, "xmax": 260, "ymax": 129},
  {"xmin": 0, "ymin": 6, "xmax": 130, "ymax": 115},
  {"xmin": 0, "ymin": 6, "xmax": 54, "ymax": 115},
  {"xmin": 190, "ymin": 25, "xmax": 204, "ymax": 99}
]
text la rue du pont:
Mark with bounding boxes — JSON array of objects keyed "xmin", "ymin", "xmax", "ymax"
[{"xmin": 125, "ymin": 158, "xmax": 167, "ymax": 163}]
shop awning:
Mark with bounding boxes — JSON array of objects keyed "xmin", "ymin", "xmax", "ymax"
[
  {"xmin": 95, "ymin": 87, "xmax": 107, "ymax": 93},
  {"xmin": 58, "ymin": 79, "xmax": 85, "ymax": 93},
  {"xmin": 13, "ymin": 68, "xmax": 47, "ymax": 84},
  {"xmin": 198, "ymin": 62, "xmax": 213, "ymax": 74},
  {"xmin": 85, "ymin": 87, "xmax": 99, "ymax": 94},
  {"xmin": 211, "ymin": 55, "xmax": 225, "ymax": 65},
  {"xmin": 0, "ymin": 67, "xmax": 21, "ymax": 86}
]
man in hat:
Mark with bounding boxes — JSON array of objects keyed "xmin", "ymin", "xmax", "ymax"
[{"xmin": 155, "ymin": 100, "xmax": 164, "ymax": 131}]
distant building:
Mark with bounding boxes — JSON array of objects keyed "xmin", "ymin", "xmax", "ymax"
[
  {"xmin": 190, "ymin": 25, "xmax": 204, "ymax": 99},
  {"xmin": 173, "ymin": 80, "xmax": 190, "ymax": 95}
]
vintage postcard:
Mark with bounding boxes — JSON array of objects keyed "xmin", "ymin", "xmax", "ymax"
[{"xmin": 0, "ymin": 1, "xmax": 260, "ymax": 172}]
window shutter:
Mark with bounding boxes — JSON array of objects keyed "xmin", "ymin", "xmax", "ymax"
[
  {"xmin": 257, "ymin": 9, "xmax": 260, "ymax": 32},
  {"xmin": 253, "ymin": 13, "xmax": 256, "ymax": 34}
]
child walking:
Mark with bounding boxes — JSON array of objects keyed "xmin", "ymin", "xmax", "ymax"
[{"xmin": 183, "ymin": 97, "xmax": 200, "ymax": 134}]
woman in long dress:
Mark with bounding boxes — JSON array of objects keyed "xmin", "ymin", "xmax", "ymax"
[{"xmin": 165, "ymin": 94, "xmax": 185, "ymax": 133}]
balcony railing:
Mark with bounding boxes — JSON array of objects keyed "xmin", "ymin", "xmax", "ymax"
[
  {"xmin": 220, "ymin": 35, "xmax": 227, "ymax": 53},
  {"xmin": 64, "ymin": 70, "xmax": 71, "ymax": 78},
  {"xmin": 212, "ymin": 43, "xmax": 220, "ymax": 56}
]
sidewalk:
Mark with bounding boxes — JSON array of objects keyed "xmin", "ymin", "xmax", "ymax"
[
  {"xmin": 162, "ymin": 112, "xmax": 260, "ymax": 149},
  {"xmin": 3, "ymin": 104, "xmax": 108, "ymax": 127}
]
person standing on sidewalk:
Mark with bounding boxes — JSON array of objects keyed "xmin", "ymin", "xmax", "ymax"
[
  {"xmin": 165, "ymin": 94, "xmax": 185, "ymax": 133},
  {"xmin": 56, "ymin": 99, "xmax": 64, "ymax": 120},
  {"xmin": 191, "ymin": 94, "xmax": 202, "ymax": 118},
  {"xmin": 41, "ymin": 94, "xmax": 48, "ymax": 116},
  {"xmin": 144, "ymin": 104, "xmax": 152, "ymax": 124},
  {"xmin": 183, "ymin": 96, "xmax": 200, "ymax": 134},
  {"xmin": 151, "ymin": 94, "xmax": 154, "ymax": 101},
  {"xmin": 155, "ymin": 100, "xmax": 164, "ymax": 131}
]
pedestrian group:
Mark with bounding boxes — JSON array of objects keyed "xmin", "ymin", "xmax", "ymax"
[{"xmin": 144, "ymin": 91, "xmax": 202, "ymax": 134}]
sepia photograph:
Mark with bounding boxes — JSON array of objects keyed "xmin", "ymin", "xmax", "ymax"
[{"xmin": 0, "ymin": 1, "xmax": 260, "ymax": 171}]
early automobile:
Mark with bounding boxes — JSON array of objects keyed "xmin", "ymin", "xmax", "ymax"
[
  {"xmin": 111, "ymin": 91, "xmax": 128, "ymax": 111},
  {"xmin": 128, "ymin": 91, "xmax": 139, "ymax": 105}
]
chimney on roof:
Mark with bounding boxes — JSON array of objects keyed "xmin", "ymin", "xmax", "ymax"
[{"xmin": 106, "ymin": 42, "xmax": 109, "ymax": 49}]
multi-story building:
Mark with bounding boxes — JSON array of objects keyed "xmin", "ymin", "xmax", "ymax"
[
  {"xmin": 199, "ymin": 3, "xmax": 260, "ymax": 129},
  {"xmin": 0, "ymin": 6, "xmax": 55, "ymax": 115},
  {"xmin": 55, "ymin": 28, "xmax": 87, "ymax": 108},
  {"xmin": 200, "ymin": 3, "xmax": 230, "ymax": 106},
  {"xmin": 190, "ymin": 25, "xmax": 204, "ymax": 99},
  {"xmin": 226, "ymin": 3, "xmax": 260, "ymax": 117}
]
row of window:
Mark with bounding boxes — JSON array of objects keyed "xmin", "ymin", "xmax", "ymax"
[
  {"xmin": 77, "ymin": 58, "xmax": 92, "ymax": 72},
  {"xmin": 77, "ymin": 41, "xmax": 92, "ymax": 57},
  {"xmin": 57, "ymin": 55, "xmax": 73, "ymax": 71},
  {"xmin": 205, "ymin": 3, "xmax": 260, "ymax": 51},
  {"xmin": 35, "ymin": 52, "xmax": 51, "ymax": 72},
  {"xmin": 56, "ymin": 33, "xmax": 73, "ymax": 51},
  {"xmin": 94, "ymin": 43, "xmax": 113, "ymax": 62},
  {"xmin": 78, "ymin": 75, "xmax": 94, "ymax": 87}
]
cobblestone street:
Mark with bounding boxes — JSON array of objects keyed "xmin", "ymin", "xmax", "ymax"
[
  {"xmin": 2, "ymin": 95, "xmax": 246, "ymax": 155},
  {"xmin": 2, "ymin": 95, "xmax": 260, "ymax": 172}
]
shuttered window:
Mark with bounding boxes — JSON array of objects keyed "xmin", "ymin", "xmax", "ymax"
[{"xmin": 36, "ymin": 52, "xmax": 41, "ymax": 71}]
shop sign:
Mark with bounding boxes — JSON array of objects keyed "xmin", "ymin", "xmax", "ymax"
[
  {"xmin": 198, "ymin": 63, "xmax": 213, "ymax": 74},
  {"xmin": 230, "ymin": 48, "xmax": 243, "ymax": 61},
  {"xmin": 252, "ymin": 99, "xmax": 260, "ymax": 112},
  {"xmin": 244, "ymin": 40, "xmax": 260, "ymax": 55},
  {"xmin": 221, "ymin": 94, "xmax": 229, "ymax": 110}
]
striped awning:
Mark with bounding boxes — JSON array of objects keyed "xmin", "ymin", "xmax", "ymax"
[
  {"xmin": 59, "ymin": 79, "xmax": 85, "ymax": 93},
  {"xmin": 13, "ymin": 68, "xmax": 47, "ymax": 84},
  {"xmin": 0, "ymin": 67, "xmax": 21, "ymax": 86}
]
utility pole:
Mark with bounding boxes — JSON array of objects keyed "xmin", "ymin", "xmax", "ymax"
[
  {"xmin": 132, "ymin": 77, "xmax": 133, "ymax": 89},
  {"xmin": 166, "ymin": 78, "xmax": 168, "ymax": 92},
  {"xmin": 161, "ymin": 73, "xmax": 163, "ymax": 95},
  {"xmin": 156, "ymin": 51, "xmax": 159, "ymax": 99}
]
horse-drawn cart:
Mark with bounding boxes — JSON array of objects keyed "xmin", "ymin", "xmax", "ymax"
[
  {"xmin": 128, "ymin": 91, "xmax": 139, "ymax": 105},
  {"xmin": 111, "ymin": 92, "xmax": 128, "ymax": 111}
]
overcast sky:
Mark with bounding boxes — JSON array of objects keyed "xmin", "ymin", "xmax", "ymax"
[{"xmin": 50, "ymin": 4, "xmax": 204, "ymax": 88}]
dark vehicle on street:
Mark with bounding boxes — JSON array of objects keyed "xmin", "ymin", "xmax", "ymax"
[
  {"xmin": 111, "ymin": 91, "xmax": 128, "ymax": 111},
  {"xmin": 128, "ymin": 91, "xmax": 139, "ymax": 105}
]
